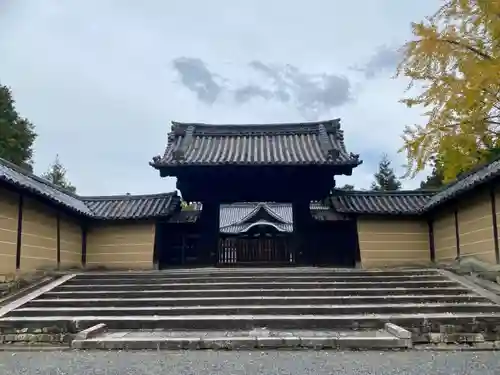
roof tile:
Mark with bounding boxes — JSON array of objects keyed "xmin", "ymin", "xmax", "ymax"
[
  {"xmin": 331, "ymin": 190, "xmax": 434, "ymax": 215},
  {"xmin": 0, "ymin": 158, "xmax": 92, "ymax": 215},
  {"xmin": 0, "ymin": 157, "xmax": 180, "ymax": 220},
  {"xmin": 82, "ymin": 193, "xmax": 179, "ymax": 220},
  {"xmin": 169, "ymin": 201, "xmax": 347, "ymax": 228},
  {"xmin": 152, "ymin": 119, "xmax": 361, "ymax": 167}
]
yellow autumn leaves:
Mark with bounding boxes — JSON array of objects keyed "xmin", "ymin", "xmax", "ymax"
[{"xmin": 396, "ymin": 0, "xmax": 500, "ymax": 182}]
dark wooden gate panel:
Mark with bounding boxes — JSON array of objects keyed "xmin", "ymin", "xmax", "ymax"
[{"xmin": 218, "ymin": 236, "xmax": 294, "ymax": 265}]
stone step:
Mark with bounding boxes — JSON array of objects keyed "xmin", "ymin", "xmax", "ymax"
[
  {"xmin": 71, "ymin": 328, "xmax": 410, "ymax": 350},
  {"xmin": 65, "ymin": 274, "xmax": 447, "ymax": 285},
  {"xmin": 1, "ymin": 312, "xmax": 500, "ymax": 331},
  {"xmin": 8, "ymin": 303, "xmax": 500, "ymax": 318},
  {"xmin": 54, "ymin": 280, "xmax": 458, "ymax": 291},
  {"xmin": 25, "ymin": 294, "xmax": 489, "ymax": 308},
  {"xmin": 72, "ymin": 268, "xmax": 439, "ymax": 279},
  {"xmin": 41, "ymin": 286, "xmax": 472, "ymax": 299}
]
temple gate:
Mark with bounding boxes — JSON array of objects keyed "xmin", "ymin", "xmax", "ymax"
[{"xmin": 151, "ymin": 119, "xmax": 362, "ymax": 266}]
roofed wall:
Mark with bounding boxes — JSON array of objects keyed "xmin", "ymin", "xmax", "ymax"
[
  {"xmin": 20, "ymin": 196, "xmax": 59, "ymax": 272},
  {"xmin": 0, "ymin": 185, "xmax": 85, "ymax": 274},
  {"xmin": 59, "ymin": 212, "xmax": 82, "ymax": 269},
  {"xmin": 433, "ymin": 207, "xmax": 456, "ymax": 263},
  {"xmin": 432, "ymin": 185, "xmax": 500, "ymax": 265},
  {"xmin": 357, "ymin": 217, "xmax": 430, "ymax": 269},
  {"xmin": 457, "ymin": 187, "xmax": 496, "ymax": 263},
  {"xmin": 0, "ymin": 186, "xmax": 19, "ymax": 275},
  {"xmin": 86, "ymin": 221, "xmax": 156, "ymax": 270},
  {"xmin": 4, "ymin": 128, "xmax": 500, "ymax": 272}
]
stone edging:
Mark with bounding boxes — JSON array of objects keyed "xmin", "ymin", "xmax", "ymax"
[{"xmin": 0, "ymin": 276, "xmax": 56, "ymax": 307}]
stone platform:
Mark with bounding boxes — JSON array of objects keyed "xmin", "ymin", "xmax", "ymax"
[{"xmin": 1, "ymin": 267, "xmax": 500, "ymax": 350}]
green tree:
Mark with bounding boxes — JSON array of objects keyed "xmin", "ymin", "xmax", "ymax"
[
  {"xmin": 420, "ymin": 168, "xmax": 444, "ymax": 190},
  {"xmin": 339, "ymin": 184, "xmax": 355, "ymax": 191},
  {"xmin": 41, "ymin": 155, "xmax": 76, "ymax": 193},
  {"xmin": 420, "ymin": 156, "xmax": 445, "ymax": 189},
  {"xmin": 0, "ymin": 84, "xmax": 37, "ymax": 171},
  {"xmin": 181, "ymin": 200, "xmax": 196, "ymax": 210},
  {"xmin": 371, "ymin": 154, "xmax": 402, "ymax": 191}
]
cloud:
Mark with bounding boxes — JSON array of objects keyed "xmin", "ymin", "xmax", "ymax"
[
  {"xmin": 171, "ymin": 57, "xmax": 353, "ymax": 120},
  {"xmin": 0, "ymin": 1, "xmax": 435, "ymax": 194},
  {"xmin": 234, "ymin": 85, "xmax": 272, "ymax": 102},
  {"xmin": 353, "ymin": 45, "xmax": 402, "ymax": 79},
  {"xmin": 244, "ymin": 61, "xmax": 353, "ymax": 120},
  {"xmin": 172, "ymin": 57, "xmax": 224, "ymax": 104}
]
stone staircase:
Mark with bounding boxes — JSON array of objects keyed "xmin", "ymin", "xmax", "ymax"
[{"xmin": 1, "ymin": 267, "xmax": 500, "ymax": 350}]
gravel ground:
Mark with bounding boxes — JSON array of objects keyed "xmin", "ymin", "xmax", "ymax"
[{"xmin": 0, "ymin": 350, "xmax": 499, "ymax": 375}]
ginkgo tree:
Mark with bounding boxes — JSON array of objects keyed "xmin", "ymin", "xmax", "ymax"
[{"xmin": 396, "ymin": 0, "xmax": 500, "ymax": 182}]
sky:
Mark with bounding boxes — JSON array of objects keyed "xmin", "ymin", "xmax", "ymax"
[{"xmin": 0, "ymin": 0, "xmax": 440, "ymax": 196}]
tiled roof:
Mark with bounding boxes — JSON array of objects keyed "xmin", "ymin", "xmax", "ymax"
[
  {"xmin": 330, "ymin": 190, "xmax": 435, "ymax": 215},
  {"xmin": 223, "ymin": 220, "xmax": 291, "ymax": 234},
  {"xmin": 220, "ymin": 202, "xmax": 293, "ymax": 233},
  {"xmin": 151, "ymin": 119, "xmax": 362, "ymax": 168},
  {"xmin": 423, "ymin": 158, "xmax": 500, "ymax": 211},
  {"xmin": 6, "ymin": 139, "xmax": 500, "ymax": 220},
  {"xmin": 0, "ymin": 157, "xmax": 180, "ymax": 220},
  {"xmin": 82, "ymin": 193, "xmax": 180, "ymax": 220},
  {"xmin": 167, "ymin": 209, "xmax": 200, "ymax": 223},
  {"xmin": 310, "ymin": 201, "xmax": 350, "ymax": 221},
  {"xmin": 169, "ymin": 201, "xmax": 346, "ymax": 230},
  {"xmin": 0, "ymin": 157, "xmax": 92, "ymax": 215}
]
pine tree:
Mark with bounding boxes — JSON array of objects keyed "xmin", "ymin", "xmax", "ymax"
[
  {"xmin": 41, "ymin": 155, "xmax": 76, "ymax": 193},
  {"xmin": 420, "ymin": 156, "xmax": 445, "ymax": 189},
  {"xmin": 371, "ymin": 154, "xmax": 402, "ymax": 191},
  {"xmin": 339, "ymin": 184, "xmax": 355, "ymax": 191},
  {"xmin": 420, "ymin": 168, "xmax": 444, "ymax": 190}
]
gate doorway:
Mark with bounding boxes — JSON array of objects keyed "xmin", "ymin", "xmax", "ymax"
[
  {"xmin": 155, "ymin": 220, "xmax": 202, "ymax": 269},
  {"xmin": 311, "ymin": 219, "xmax": 359, "ymax": 267},
  {"xmin": 218, "ymin": 225, "xmax": 293, "ymax": 266}
]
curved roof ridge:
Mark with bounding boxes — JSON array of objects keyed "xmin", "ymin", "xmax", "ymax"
[
  {"xmin": 219, "ymin": 202, "xmax": 290, "ymax": 230},
  {"xmin": 240, "ymin": 220, "xmax": 289, "ymax": 233},
  {"xmin": 221, "ymin": 202, "xmax": 266, "ymax": 228},
  {"xmin": 261, "ymin": 203, "xmax": 291, "ymax": 224},
  {"xmin": 172, "ymin": 118, "xmax": 341, "ymax": 130},
  {"xmin": 80, "ymin": 192, "xmax": 177, "ymax": 201}
]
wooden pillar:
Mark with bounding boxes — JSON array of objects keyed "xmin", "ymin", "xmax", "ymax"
[
  {"xmin": 454, "ymin": 208, "xmax": 460, "ymax": 259},
  {"xmin": 199, "ymin": 201, "xmax": 220, "ymax": 265},
  {"xmin": 292, "ymin": 200, "xmax": 312, "ymax": 265},
  {"xmin": 152, "ymin": 219, "xmax": 162, "ymax": 269},
  {"xmin": 427, "ymin": 218, "xmax": 435, "ymax": 263},
  {"xmin": 56, "ymin": 212, "xmax": 61, "ymax": 268},
  {"xmin": 81, "ymin": 224, "xmax": 87, "ymax": 267},
  {"xmin": 490, "ymin": 185, "xmax": 500, "ymax": 264},
  {"xmin": 15, "ymin": 194, "xmax": 24, "ymax": 270}
]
